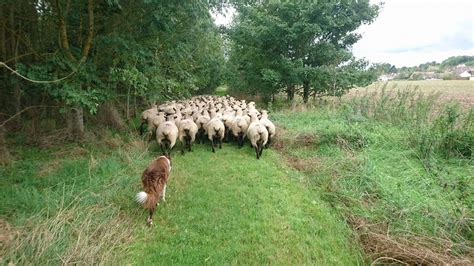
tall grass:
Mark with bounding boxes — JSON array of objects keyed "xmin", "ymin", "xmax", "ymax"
[
  {"xmin": 0, "ymin": 134, "xmax": 149, "ymax": 264},
  {"xmin": 272, "ymin": 87, "xmax": 473, "ymax": 264},
  {"xmin": 345, "ymin": 84, "xmax": 473, "ymax": 165}
]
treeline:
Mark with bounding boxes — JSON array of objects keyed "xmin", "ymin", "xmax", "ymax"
[{"xmin": 373, "ymin": 55, "xmax": 474, "ymax": 80}]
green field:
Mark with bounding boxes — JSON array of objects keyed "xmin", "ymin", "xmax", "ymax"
[
  {"xmin": 1, "ymin": 89, "xmax": 473, "ymax": 264},
  {"xmin": 1, "ymin": 133, "xmax": 362, "ymax": 264}
]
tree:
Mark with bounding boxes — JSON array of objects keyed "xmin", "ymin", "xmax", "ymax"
[{"xmin": 226, "ymin": 1, "xmax": 379, "ymax": 103}]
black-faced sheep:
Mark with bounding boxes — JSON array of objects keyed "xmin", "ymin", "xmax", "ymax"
[
  {"xmin": 140, "ymin": 104, "xmax": 158, "ymax": 135},
  {"xmin": 247, "ymin": 113, "xmax": 268, "ymax": 159},
  {"xmin": 178, "ymin": 113, "xmax": 198, "ymax": 155},
  {"xmin": 156, "ymin": 116, "xmax": 179, "ymax": 156},
  {"xmin": 231, "ymin": 108, "xmax": 249, "ymax": 148},
  {"xmin": 195, "ymin": 109, "xmax": 210, "ymax": 144},
  {"xmin": 206, "ymin": 109, "xmax": 225, "ymax": 153},
  {"xmin": 259, "ymin": 110, "xmax": 276, "ymax": 147}
]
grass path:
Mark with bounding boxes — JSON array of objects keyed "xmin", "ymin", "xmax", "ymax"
[{"xmin": 128, "ymin": 144, "xmax": 362, "ymax": 264}]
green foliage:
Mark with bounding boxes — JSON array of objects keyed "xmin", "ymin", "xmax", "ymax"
[
  {"xmin": 1, "ymin": 1, "xmax": 225, "ymax": 115},
  {"xmin": 441, "ymin": 55, "xmax": 474, "ymax": 67},
  {"xmin": 226, "ymin": 1, "xmax": 380, "ymax": 102}
]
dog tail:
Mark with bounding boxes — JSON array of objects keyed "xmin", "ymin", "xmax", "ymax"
[{"xmin": 135, "ymin": 191, "xmax": 148, "ymax": 204}]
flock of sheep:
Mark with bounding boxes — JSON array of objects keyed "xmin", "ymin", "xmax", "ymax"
[{"xmin": 139, "ymin": 95, "xmax": 276, "ymax": 159}]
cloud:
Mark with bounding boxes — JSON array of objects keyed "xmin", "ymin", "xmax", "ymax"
[{"xmin": 352, "ymin": 0, "xmax": 474, "ymax": 67}]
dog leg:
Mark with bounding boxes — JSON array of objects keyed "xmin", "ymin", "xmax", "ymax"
[
  {"xmin": 163, "ymin": 184, "xmax": 167, "ymax": 202},
  {"xmin": 147, "ymin": 207, "xmax": 155, "ymax": 226}
]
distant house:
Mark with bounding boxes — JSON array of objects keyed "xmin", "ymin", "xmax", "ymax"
[
  {"xmin": 378, "ymin": 74, "xmax": 396, "ymax": 81},
  {"xmin": 409, "ymin": 71, "xmax": 439, "ymax": 80},
  {"xmin": 455, "ymin": 64, "xmax": 472, "ymax": 75},
  {"xmin": 459, "ymin": 70, "xmax": 472, "ymax": 78}
]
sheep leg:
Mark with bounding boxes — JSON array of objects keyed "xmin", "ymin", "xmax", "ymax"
[
  {"xmin": 265, "ymin": 136, "xmax": 272, "ymax": 148},
  {"xmin": 160, "ymin": 143, "xmax": 166, "ymax": 155},
  {"xmin": 238, "ymin": 133, "xmax": 244, "ymax": 148},
  {"xmin": 226, "ymin": 129, "xmax": 231, "ymax": 143},
  {"xmin": 181, "ymin": 141, "xmax": 185, "ymax": 155},
  {"xmin": 223, "ymin": 128, "xmax": 229, "ymax": 143},
  {"xmin": 259, "ymin": 144, "xmax": 264, "ymax": 157},
  {"xmin": 139, "ymin": 122, "xmax": 146, "ymax": 135},
  {"xmin": 165, "ymin": 141, "xmax": 171, "ymax": 156},
  {"xmin": 218, "ymin": 138, "xmax": 222, "ymax": 149},
  {"xmin": 255, "ymin": 146, "xmax": 260, "ymax": 159},
  {"xmin": 211, "ymin": 138, "xmax": 215, "ymax": 153}
]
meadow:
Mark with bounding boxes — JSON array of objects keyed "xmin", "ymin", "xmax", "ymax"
[{"xmin": 1, "ymin": 82, "xmax": 473, "ymax": 264}]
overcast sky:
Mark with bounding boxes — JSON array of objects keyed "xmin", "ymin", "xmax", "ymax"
[{"xmin": 212, "ymin": 0, "xmax": 474, "ymax": 67}]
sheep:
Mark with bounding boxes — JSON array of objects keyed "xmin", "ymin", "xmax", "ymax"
[
  {"xmin": 140, "ymin": 95, "xmax": 272, "ymax": 156},
  {"xmin": 206, "ymin": 109, "xmax": 225, "ymax": 153},
  {"xmin": 140, "ymin": 112, "xmax": 167, "ymax": 141},
  {"xmin": 231, "ymin": 108, "xmax": 249, "ymax": 148},
  {"xmin": 221, "ymin": 108, "xmax": 235, "ymax": 142},
  {"xmin": 195, "ymin": 109, "xmax": 210, "ymax": 144},
  {"xmin": 156, "ymin": 116, "xmax": 179, "ymax": 156},
  {"xmin": 247, "ymin": 113, "xmax": 268, "ymax": 159},
  {"xmin": 136, "ymin": 155, "xmax": 172, "ymax": 226},
  {"xmin": 140, "ymin": 104, "xmax": 158, "ymax": 135},
  {"xmin": 259, "ymin": 110, "xmax": 276, "ymax": 148},
  {"xmin": 178, "ymin": 113, "xmax": 198, "ymax": 155},
  {"xmin": 158, "ymin": 103, "xmax": 177, "ymax": 115}
]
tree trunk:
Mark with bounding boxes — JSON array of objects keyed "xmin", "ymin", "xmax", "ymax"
[
  {"xmin": 0, "ymin": 6, "xmax": 6, "ymax": 60},
  {"xmin": 303, "ymin": 80, "xmax": 310, "ymax": 104},
  {"xmin": 97, "ymin": 102, "xmax": 126, "ymax": 131},
  {"xmin": 67, "ymin": 105, "xmax": 84, "ymax": 140},
  {"xmin": 126, "ymin": 86, "xmax": 130, "ymax": 120},
  {"xmin": 13, "ymin": 82, "xmax": 21, "ymax": 126},
  {"xmin": 0, "ymin": 126, "xmax": 12, "ymax": 165},
  {"xmin": 286, "ymin": 84, "xmax": 295, "ymax": 102}
]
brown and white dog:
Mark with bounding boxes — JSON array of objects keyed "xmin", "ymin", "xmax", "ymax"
[{"xmin": 135, "ymin": 155, "xmax": 172, "ymax": 226}]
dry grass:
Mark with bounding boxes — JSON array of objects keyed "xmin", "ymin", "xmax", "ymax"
[
  {"xmin": 349, "ymin": 80, "xmax": 474, "ymax": 108},
  {"xmin": 37, "ymin": 159, "xmax": 64, "ymax": 177},
  {"xmin": 0, "ymin": 219, "xmax": 15, "ymax": 261},
  {"xmin": 348, "ymin": 215, "xmax": 474, "ymax": 265},
  {"xmin": 4, "ymin": 205, "xmax": 136, "ymax": 265}
]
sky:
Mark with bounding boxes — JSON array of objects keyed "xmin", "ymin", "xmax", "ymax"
[{"xmin": 211, "ymin": 1, "xmax": 474, "ymax": 67}]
